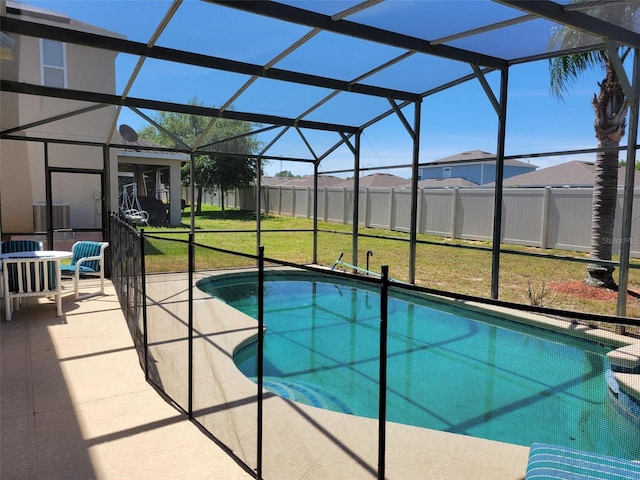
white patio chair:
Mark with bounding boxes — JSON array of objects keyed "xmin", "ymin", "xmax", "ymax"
[{"xmin": 60, "ymin": 241, "xmax": 109, "ymax": 299}]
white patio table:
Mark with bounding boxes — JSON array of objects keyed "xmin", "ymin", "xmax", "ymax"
[{"xmin": 1, "ymin": 250, "xmax": 72, "ymax": 320}]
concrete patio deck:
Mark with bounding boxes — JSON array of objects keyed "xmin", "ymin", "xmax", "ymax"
[{"xmin": 0, "ymin": 278, "xmax": 254, "ymax": 480}]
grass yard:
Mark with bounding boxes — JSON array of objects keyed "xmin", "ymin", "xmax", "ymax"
[{"xmin": 143, "ymin": 205, "xmax": 640, "ymax": 321}]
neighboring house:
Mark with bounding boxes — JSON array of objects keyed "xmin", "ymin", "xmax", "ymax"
[
  {"xmin": 261, "ymin": 176, "xmax": 297, "ymax": 186},
  {"xmin": 261, "ymin": 174, "xmax": 411, "ymax": 188},
  {"xmin": 0, "ymin": 1, "xmax": 184, "ymax": 240},
  {"xmin": 419, "ymin": 150, "xmax": 537, "ymax": 185},
  {"xmin": 285, "ymin": 175, "xmax": 344, "ymax": 187},
  {"xmin": 261, "ymin": 175, "xmax": 344, "ymax": 187},
  {"xmin": 333, "ymin": 173, "xmax": 407, "ymax": 188},
  {"xmin": 399, "ymin": 177, "xmax": 478, "ymax": 189},
  {"xmin": 499, "ymin": 160, "xmax": 640, "ymax": 188}
]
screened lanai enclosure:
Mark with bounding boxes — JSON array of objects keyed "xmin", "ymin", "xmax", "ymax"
[{"xmin": 2, "ymin": 1, "xmax": 640, "ymax": 479}]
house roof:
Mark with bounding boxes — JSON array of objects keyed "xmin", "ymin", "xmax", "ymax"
[
  {"xmin": 113, "ymin": 131, "xmax": 188, "ymax": 162},
  {"xmin": 334, "ymin": 173, "xmax": 408, "ymax": 188},
  {"xmin": 427, "ymin": 150, "xmax": 496, "ymax": 165},
  {"xmin": 497, "ymin": 160, "xmax": 640, "ymax": 187},
  {"xmin": 425, "ymin": 150, "xmax": 537, "ymax": 169},
  {"xmin": 6, "ymin": 0, "xmax": 125, "ymax": 37},
  {"xmin": 260, "ymin": 176, "xmax": 293, "ymax": 186},
  {"xmin": 400, "ymin": 177, "xmax": 479, "ymax": 189},
  {"xmin": 260, "ymin": 175, "xmax": 343, "ymax": 187}
]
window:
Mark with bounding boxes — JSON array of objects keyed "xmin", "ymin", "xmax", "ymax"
[
  {"xmin": 41, "ymin": 39, "xmax": 66, "ymax": 87},
  {"xmin": 442, "ymin": 167, "xmax": 451, "ymax": 178}
]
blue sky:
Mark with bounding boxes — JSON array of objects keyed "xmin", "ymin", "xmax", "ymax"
[{"xmin": 24, "ymin": 0, "xmax": 626, "ymax": 178}]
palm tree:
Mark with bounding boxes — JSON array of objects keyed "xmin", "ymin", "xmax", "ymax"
[{"xmin": 549, "ymin": 16, "xmax": 633, "ymax": 289}]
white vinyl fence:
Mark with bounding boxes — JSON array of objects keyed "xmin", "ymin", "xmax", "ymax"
[{"xmin": 196, "ymin": 185, "xmax": 640, "ymax": 258}]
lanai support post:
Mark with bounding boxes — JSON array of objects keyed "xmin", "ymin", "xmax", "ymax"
[
  {"xmin": 256, "ymin": 156, "xmax": 262, "ymax": 257},
  {"xmin": 385, "ymin": 96, "xmax": 422, "ymax": 283},
  {"xmin": 189, "ymin": 152, "xmax": 195, "ymax": 233},
  {"xmin": 102, "ymin": 144, "xmax": 110, "ymax": 265},
  {"xmin": 313, "ymin": 161, "xmax": 319, "ymax": 264},
  {"xmin": 616, "ymin": 48, "xmax": 640, "ymax": 321},
  {"xmin": 44, "ymin": 142, "xmax": 53, "ymax": 248},
  {"xmin": 490, "ymin": 67, "xmax": 509, "ymax": 299},
  {"xmin": 408, "ymin": 100, "xmax": 422, "ymax": 284},
  {"xmin": 352, "ymin": 131, "xmax": 361, "ymax": 269}
]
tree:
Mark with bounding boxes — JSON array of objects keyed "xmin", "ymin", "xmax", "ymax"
[
  {"xmin": 139, "ymin": 98, "xmax": 263, "ymax": 213},
  {"xmin": 274, "ymin": 170, "xmax": 298, "ymax": 178},
  {"xmin": 549, "ymin": 5, "xmax": 636, "ymax": 289},
  {"xmin": 617, "ymin": 160, "xmax": 640, "ymax": 170}
]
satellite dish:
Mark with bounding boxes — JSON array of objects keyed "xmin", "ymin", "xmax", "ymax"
[{"xmin": 119, "ymin": 124, "xmax": 138, "ymax": 143}]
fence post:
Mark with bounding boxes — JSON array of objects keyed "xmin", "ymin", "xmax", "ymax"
[
  {"xmin": 450, "ymin": 187, "xmax": 459, "ymax": 239},
  {"xmin": 324, "ymin": 187, "xmax": 329, "ymax": 222},
  {"xmin": 278, "ymin": 186, "xmax": 282, "ymax": 215},
  {"xmin": 364, "ymin": 187, "xmax": 370, "ymax": 228},
  {"xmin": 291, "ymin": 186, "xmax": 297, "ymax": 217},
  {"xmin": 388, "ymin": 188, "xmax": 395, "ymax": 231},
  {"xmin": 264, "ymin": 186, "xmax": 269, "ymax": 214},
  {"xmin": 416, "ymin": 187, "xmax": 424, "ymax": 234},
  {"xmin": 540, "ymin": 186, "xmax": 551, "ymax": 249},
  {"xmin": 342, "ymin": 187, "xmax": 348, "ymax": 224}
]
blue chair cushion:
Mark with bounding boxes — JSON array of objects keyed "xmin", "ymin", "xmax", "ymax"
[
  {"xmin": 525, "ymin": 443, "xmax": 640, "ymax": 479},
  {"xmin": 1, "ymin": 240, "xmax": 43, "ymax": 254},
  {"xmin": 63, "ymin": 241, "xmax": 104, "ymax": 274},
  {"xmin": 60, "ymin": 264, "xmax": 97, "ymax": 274}
]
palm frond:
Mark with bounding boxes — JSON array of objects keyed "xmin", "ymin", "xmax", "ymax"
[
  {"xmin": 547, "ymin": 0, "xmax": 639, "ymax": 101},
  {"xmin": 549, "ymin": 51, "xmax": 603, "ymax": 101}
]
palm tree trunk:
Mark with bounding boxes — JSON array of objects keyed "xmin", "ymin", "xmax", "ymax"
[
  {"xmin": 585, "ymin": 59, "xmax": 627, "ymax": 289},
  {"xmin": 586, "ymin": 138, "xmax": 618, "ymax": 288}
]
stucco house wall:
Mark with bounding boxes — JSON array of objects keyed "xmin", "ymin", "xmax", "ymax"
[
  {"xmin": 0, "ymin": 3, "xmax": 119, "ymax": 234},
  {"xmin": 1, "ymin": 1, "xmax": 185, "ymax": 235},
  {"xmin": 419, "ymin": 162, "xmax": 537, "ymax": 185}
]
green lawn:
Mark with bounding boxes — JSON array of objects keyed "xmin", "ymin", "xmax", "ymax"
[{"xmin": 142, "ymin": 205, "xmax": 640, "ymax": 320}]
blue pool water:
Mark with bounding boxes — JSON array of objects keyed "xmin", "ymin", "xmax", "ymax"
[{"xmin": 197, "ymin": 271, "xmax": 640, "ymax": 459}]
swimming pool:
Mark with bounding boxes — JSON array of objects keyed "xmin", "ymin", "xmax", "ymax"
[{"xmin": 197, "ymin": 270, "xmax": 640, "ymax": 460}]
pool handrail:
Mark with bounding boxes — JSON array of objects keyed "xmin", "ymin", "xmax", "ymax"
[
  {"xmin": 331, "ymin": 253, "xmax": 381, "ymax": 278},
  {"xmin": 331, "ymin": 252, "xmax": 411, "ymax": 285}
]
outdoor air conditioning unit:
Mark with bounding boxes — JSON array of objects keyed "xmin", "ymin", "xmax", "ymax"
[{"xmin": 33, "ymin": 202, "xmax": 70, "ymax": 232}]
